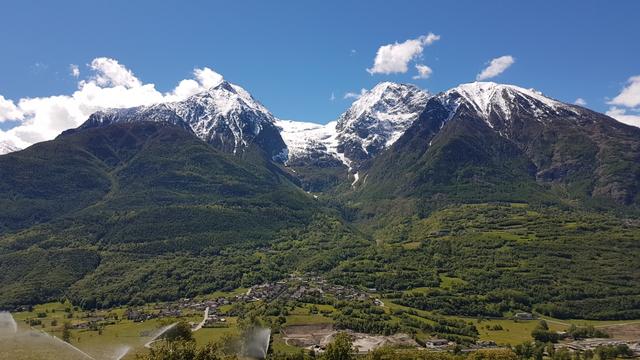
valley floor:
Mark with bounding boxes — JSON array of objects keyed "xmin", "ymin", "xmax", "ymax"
[{"xmin": 3, "ymin": 281, "xmax": 640, "ymax": 360}]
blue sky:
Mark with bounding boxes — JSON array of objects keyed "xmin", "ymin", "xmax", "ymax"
[{"xmin": 1, "ymin": 0, "xmax": 639, "ymax": 146}]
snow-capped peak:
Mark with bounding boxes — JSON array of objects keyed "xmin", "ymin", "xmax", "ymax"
[
  {"xmin": 276, "ymin": 82, "xmax": 430, "ymax": 171},
  {"xmin": 439, "ymin": 82, "xmax": 579, "ymax": 125},
  {"xmin": 81, "ymin": 80, "xmax": 287, "ymax": 159},
  {"xmin": 338, "ymin": 82, "xmax": 429, "ymax": 133},
  {"xmin": 335, "ymin": 82, "xmax": 430, "ymax": 166},
  {"xmin": 0, "ymin": 140, "xmax": 20, "ymax": 155},
  {"xmin": 191, "ymin": 80, "xmax": 273, "ymax": 118}
]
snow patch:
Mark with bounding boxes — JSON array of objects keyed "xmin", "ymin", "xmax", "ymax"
[
  {"xmin": 439, "ymin": 81, "xmax": 581, "ymax": 127},
  {"xmin": 0, "ymin": 140, "xmax": 20, "ymax": 155}
]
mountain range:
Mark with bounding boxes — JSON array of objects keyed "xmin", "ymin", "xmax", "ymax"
[
  {"xmin": 1, "ymin": 77, "xmax": 639, "ymax": 320},
  {"xmin": 70, "ymin": 77, "xmax": 640, "ymax": 206}
]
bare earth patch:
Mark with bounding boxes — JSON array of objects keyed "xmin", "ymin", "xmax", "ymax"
[
  {"xmin": 600, "ymin": 323, "xmax": 640, "ymax": 340},
  {"xmin": 281, "ymin": 324, "xmax": 418, "ymax": 353}
]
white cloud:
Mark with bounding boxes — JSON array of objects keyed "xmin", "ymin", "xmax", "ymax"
[
  {"xmin": 344, "ymin": 89, "xmax": 367, "ymax": 100},
  {"xmin": 606, "ymin": 107, "xmax": 640, "ymax": 127},
  {"xmin": 330, "ymin": 92, "xmax": 336, "ymax": 101},
  {"xmin": 608, "ymin": 75, "xmax": 640, "ymax": 108},
  {"xmin": 0, "ymin": 96, "xmax": 24, "ymax": 122},
  {"xmin": 412, "ymin": 64, "xmax": 433, "ymax": 80},
  {"xmin": 605, "ymin": 75, "xmax": 640, "ymax": 128},
  {"xmin": 88, "ymin": 57, "xmax": 142, "ymax": 88},
  {"xmin": 574, "ymin": 98, "xmax": 587, "ymax": 106},
  {"xmin": 367, "ymin": 33, "xmax": 440, "ymax": 75},
  {"xmin": 0, "ymin": 57, "xmax": 226, "ymax": 148},
  {"xmin": 70, "ymin": 64, "xmax": 80, "ymax": 78},
  {"xmin": 194, "ymin": 67, "xmax": 224, "ymax": 89},
  {"xmin": 476, "ymin": 55, "xmax": 515, "ymax": 81}
]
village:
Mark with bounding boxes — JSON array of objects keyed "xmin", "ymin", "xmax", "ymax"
[
  {"xmin": 122, "ymin": 274, "xmax": 383, "ymax": 330},
  {"xmin": 117, "ymin": 274, "xmax": 499, "ymax": 354},
  {"xmin": 9, "ymin": 274, "xmax": 640, "ymax": 358}
]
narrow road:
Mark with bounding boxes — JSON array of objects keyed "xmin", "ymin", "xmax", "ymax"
[
  {"xmin": 539, "ymin": 318, "xmax": 570, "ymax": 326},
  {"xmin": 192, "ymin": 306, "xmax": 209, "ymax": 332}
]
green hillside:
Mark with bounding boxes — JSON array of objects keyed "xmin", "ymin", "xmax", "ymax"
[
  {"xmin": 0, "ymin": 122, "xmax": 367, "ymax": 308},
  {"xmin": 1, "ymin": 121, "xmax": 639, "ymax": 321}
]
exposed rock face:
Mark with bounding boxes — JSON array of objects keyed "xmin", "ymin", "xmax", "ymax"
[{"xmin": 335, "ymin": 82, "xmax": 430, "ymax": 168}]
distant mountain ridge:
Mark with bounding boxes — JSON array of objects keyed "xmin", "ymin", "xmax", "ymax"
[
  {"xmin": 79, "ymin": 80, "xmax": 288, "ymax": 162},
  {"xmin": 75, "ymin": 79, "xmax": 433, "ymax": 192},
  {"xmin": 62, "ymin": 80, "xmax": 640, "ymax": 203},
  {"xmin": 357, "ymin": 81, "xmax": 640, "ymax": 208},
  {"xmin": 277, "ymin": 82, "xmax": 430, "ymax": 171},
  {"xmin": 276, "ymin": 82, "xmax": 429, "ymax": 190}
]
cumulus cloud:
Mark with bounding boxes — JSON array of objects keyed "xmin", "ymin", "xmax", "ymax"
[
  {"xmin": 574, "ymin": 98, "xmax": 587, "ymax": 106},
  {"xmin": 605, "ymin": 75, "xmax": 640, "ymax": 128},
  {"xmin": 344, "ymin": 89, "xmax": 367, "ymax": 100},
  {"xmin": 0, "ymin": 58, "xmax": 225, "ymax": 148},
  {"xmin": 412, "ymin": 64, "xmax": 433, "ymax": 80},
  {"xmin": 88, "ymin": 57, "xmax": 142, "ymax": 88},
  {"xmin": 606, "ymin": 107, "xmax": 640, "ymax": 127},
  {"xmin": 194, "ymin": 67, "xmax": 224, "ymax": 89},
  {"xmin": 476, "ymin": 55, "xmax": 515, "ymax": 81},
  {"xmin": 367, "ymin": 33, "xmax": 440, "ymax": 75},
  {"xmin": 608, "ymin": 75, "xmax": 640, "ymax": 108},
  {"xmin": 70, "ymin": 64, "xmax": 80, "ymax": 78},
  {"xmin": 0, "ymin": 96, "xmax": 24, "ymax": 122}
]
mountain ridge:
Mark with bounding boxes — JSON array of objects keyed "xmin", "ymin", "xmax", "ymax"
[
  {"xmin": 78, "ymin": 80, "xmax": 288, "ymax": 162},
  {"xmin": 354, "ymin": 81, "xmax": 640, "ymax": 212}
]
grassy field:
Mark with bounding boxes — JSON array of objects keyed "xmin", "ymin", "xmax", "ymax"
[
  {"xmin": 271, "ymin": 333, "xmax": 304, "ymax": 355},
  {"xmin": 381, "ymin": 297, "xmax": 640, "ymax": 346},
  {"xmin": 6, "ymin": 289, "xmax": 245, "ymax": 359},
  {"xmin": 284, "ymin": 314, "xmax": 334, "ymax": 326},
  {"xmin": 193, "ymin": 326, "xmax": 239, "ymax": 346},
  {"xmin": 465, "ymin": 316, "xmax": 640, "ymax": 345},
  {"xmin": 475, "ymin": 318, "xmax": 566, "ymax": 345}
]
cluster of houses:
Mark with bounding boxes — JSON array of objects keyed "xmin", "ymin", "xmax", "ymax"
[
  {"xmin": 125, "ymin": 308, "xmax": 182, "ymax": 322},
  {"xmin": 242, "ymin": 275, "xmax": 378, "ymax": 304},
  {"xmin": 203, "ymin": 313, "xmax": 227, "ymax": 327},
  {"xmin": 177, "ymin": 296, "xmax": 232, "ymax": 312},
  {"xmin": 71, "ymin": 314, "xmax": 107, "ymax": 329},
  {"xmin": 119, "ymin": 274, "xmax": 381, "ymax": 329}
]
